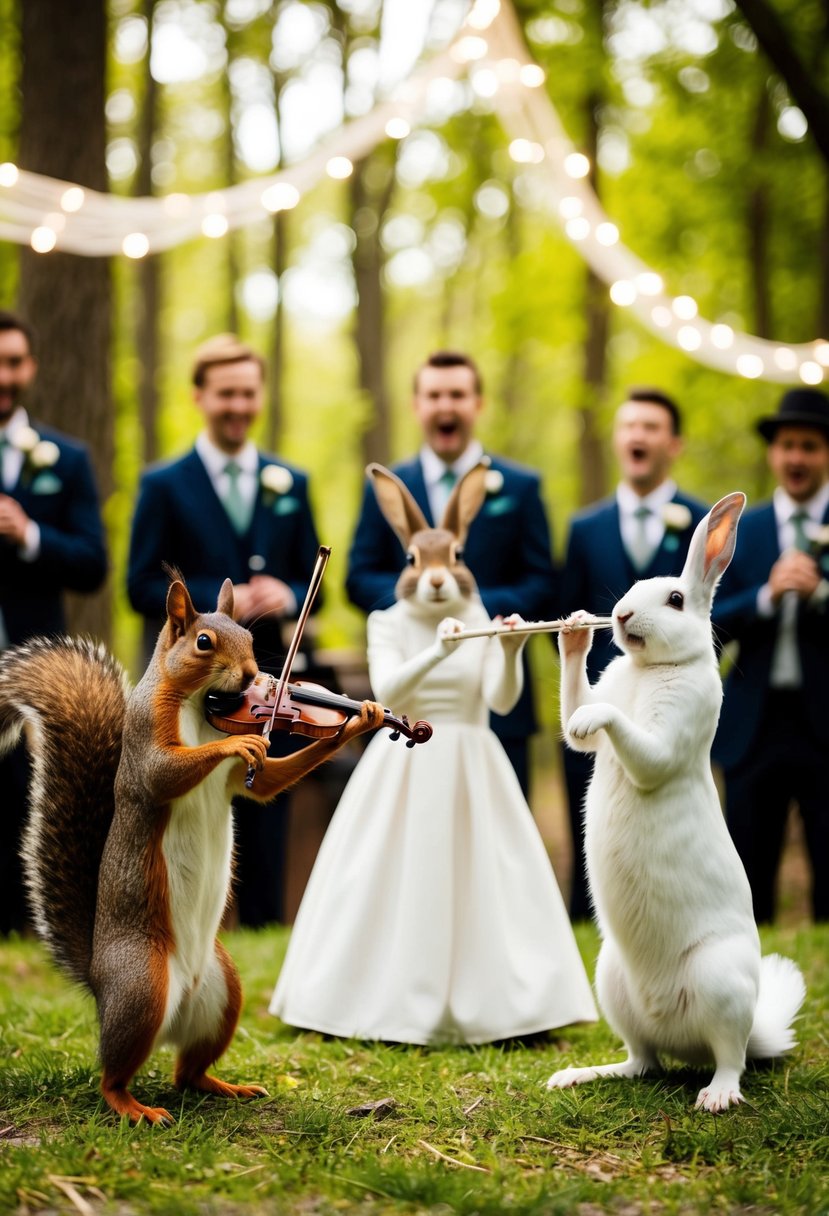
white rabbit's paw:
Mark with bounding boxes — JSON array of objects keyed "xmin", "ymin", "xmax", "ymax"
[
  {"xmin": 695, "ymin": 1084, "xmax": 743, "ymax": 1113},
  {"xmin": 546, "ymin": 1066, "xmax": 600, "ymax": 1089},
  {"xmin": 567, "ymin": 704, "xmax": 614, "ymax": 739}
]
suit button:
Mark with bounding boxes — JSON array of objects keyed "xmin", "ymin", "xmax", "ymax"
[{"xmin": 248, "ymin": 554, "xmax": 266, "ymax": 572}]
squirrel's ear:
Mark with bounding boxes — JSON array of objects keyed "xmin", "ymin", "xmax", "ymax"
[
  {"xmin": 166, "ymin": 580, "xmax": 197, "ymax": 640},
  {"xmin": 216, "ymin": 578, "xmax": 235, "ymax": 618},
  {"xmin": 367, "ymin": 463, "xmax": 429, "ymax": 548}
]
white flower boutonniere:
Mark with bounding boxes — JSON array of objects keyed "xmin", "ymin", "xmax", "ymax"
[
  {"xmin": 662, "ymin": 502, "xmax": 693, "ymax": 533},
  {"xmin": 484, "ymin": 469, "xmax": 504, "ymax": 496},
  {"xmin": 260, "ymin": 464, "xmax": 294, "ymax": 496},
  {"xmin": 12, "ymin": 426, "xmax": 61, "ymax": 486}
]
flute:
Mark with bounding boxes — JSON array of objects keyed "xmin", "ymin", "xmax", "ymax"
[{"xmin": 441, "ymin": 616, "xmax": 615, "ymax": 642}]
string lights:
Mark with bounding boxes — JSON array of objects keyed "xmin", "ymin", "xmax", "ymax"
[{"xmin": 0, "ymin": 0, "xmax": 825, "ymax": 385}]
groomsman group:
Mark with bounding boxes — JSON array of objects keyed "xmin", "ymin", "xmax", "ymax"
[{"xmin": 1, "ymin": 306, "xmax": 826, "ymax": 931}]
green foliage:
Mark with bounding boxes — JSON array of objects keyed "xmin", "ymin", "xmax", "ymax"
[{"xmin": 1, "ymin": 923, "xmax": 827, "ymax": 1214}]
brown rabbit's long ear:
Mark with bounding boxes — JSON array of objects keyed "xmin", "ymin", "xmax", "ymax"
[
  {"xmin": 441, "ymin": 461, "xmax": 489, "ymax": 545},
  {"xmin": 683, "ymin": 491, "xmax": 746, "ymax": 603},
  {"xmin": 367, "ymin": 463, "xmax": 429, "ymax": 548}
]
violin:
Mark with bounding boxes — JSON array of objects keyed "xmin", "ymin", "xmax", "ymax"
[
  {"xmin": 204, "ymin": 544, "xmax": 432, "ymax": 789},
  {"xmin": 205, "ymin": 672, "xmax": 432, "ymax": 747}
]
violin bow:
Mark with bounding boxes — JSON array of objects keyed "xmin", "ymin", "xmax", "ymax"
[{"xmin": 244, "ymin": 544, "xmax": 331, "ymax": 790}]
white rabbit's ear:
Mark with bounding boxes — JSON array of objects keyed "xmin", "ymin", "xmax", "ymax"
[
  {"xmin": 682, "ymin": 491, "xmax": 746, "ymax": 603},
  {"xmin": 440, "ymin": 461, "xmax": 489, "ymax": 544},
  {"xmin": 367, "ymin": 463, "xmax": 429, "ymax": 549}
]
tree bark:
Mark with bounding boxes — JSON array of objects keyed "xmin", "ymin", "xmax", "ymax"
[
  {"xmin": 16, "ymin": 0, "xmax": 112, "ymax": 642},
  {"xmin": 733, "ymin": 0, "xmax": 829, "ymax": 165},
  {"xmin": 578, "ymin": 87, "xmax": 609, "ymax": 506},
  {"xmin": 135, "ymin": 0, "xmax": 161, "ymax": 466}
]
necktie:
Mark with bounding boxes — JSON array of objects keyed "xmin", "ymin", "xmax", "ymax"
[
  {"xmin": 434, "ymin": 467, "xmax": 457, "ymax": 518},
  {"xmin": 223, "ymin": 460, "xmax": 252, "ymax": 534},
  {"xmin": 791, "ymin": 510, "xmax": 811, "ymax": 553},
  {"xmin": 628, "ymin": 504, "xmax": 653, "ymax": 571}
]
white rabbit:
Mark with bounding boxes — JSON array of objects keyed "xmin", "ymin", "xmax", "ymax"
[{"xmin": 547, "ymin": 492, "xmax": 805, "ymax": 1112}]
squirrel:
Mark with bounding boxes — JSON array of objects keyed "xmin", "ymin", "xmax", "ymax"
[{"xmin": 0, "ymin": 575, "xmax": 385, "ymax": 1125}]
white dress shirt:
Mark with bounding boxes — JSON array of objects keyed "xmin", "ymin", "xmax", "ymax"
[
  {"xmin": 420, "ymin": 440, "xmax": 486, "ymax": 524},
  {"xmin": 616, "ymin": 479, "xmax": 678, "ymax": 568},
  {"xmin": 763, "ymin": 484, "xmax": 829, "ymax": 688}
]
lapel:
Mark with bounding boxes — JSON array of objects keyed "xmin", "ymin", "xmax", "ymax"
[
  {"xmin": 184, "ymin": 448, "xmax": 243, "ymax": 547},
  {"xmin": 398, "ymin": 459, "xmax": 433, "ymax": 525},
  {"xmin": 595, "ymin": 499, "xmax": 638, "ymax": 587}
]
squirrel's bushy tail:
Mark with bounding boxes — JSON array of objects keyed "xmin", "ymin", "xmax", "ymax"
[
  {"xmin": 0, "ymin": 636, "xmax": 129, "ymax": 986},
  {"xmin": 747, "ymin": 953, "xmax": 807, "ymax": 1059}
]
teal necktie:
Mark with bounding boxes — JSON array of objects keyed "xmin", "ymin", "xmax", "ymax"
[
  {"xmin": 223, "ymin": 460, "xmax": 252, "ymax": 534},
  {"xmin": 791, "ymin": 510, "xmax": 811, "ymax": 553},
  {"xmin": 629, "ymin": 504, "xmax": 653, "ymax": 571}
]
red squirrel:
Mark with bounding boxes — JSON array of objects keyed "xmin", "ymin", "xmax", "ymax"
[{"xmin": 0, "ymin": 576, "xmax": 385, "ymax": 1125}]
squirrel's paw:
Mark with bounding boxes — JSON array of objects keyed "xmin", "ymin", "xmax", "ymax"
[
  {"xmin": 567, "ymin": 703, "xmax": 614, "ymax": 740},
  {"xmin": 227, "ymin": 733, "xmax": 269, "ymax": 769},
  {"xmin": 343, "ymin": 700, "xmax": 386, "ymax": 740},
  {"xmin": 184, "ymin": 1073, "xmax": 269, "ymax": 1101}
]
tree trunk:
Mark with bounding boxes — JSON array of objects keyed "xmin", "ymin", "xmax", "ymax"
[
  {"xmin": 350, "ymin": 148, "xmax": 395, "ymax": 468},
  {"xmin": 748, "ymin": 85, "xmax": 771, "ymax": 338},
  {"xmin": 578, "ymin": 88, "xmax": 609, "ymax": 506},
  {"xmin": 16, "ymin": 0, "xmax": 112, "ymax": 642},
  {"xmin": 135, "ymin": 0, "xmax": 161, "ymax": 466},
  {"xmin": 266, "ymin": 70, "xmax": 289, "ymax": 454}
]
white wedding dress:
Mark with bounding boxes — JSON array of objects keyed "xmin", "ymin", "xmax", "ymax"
[{"xmin": 270, "ymin": 597, "xmax": 597, "ymax": 1043}]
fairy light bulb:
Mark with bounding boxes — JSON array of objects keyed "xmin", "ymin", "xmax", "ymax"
[
  {"xmin": 508, "ymin": 139, "xmax": 543, "ymax": 164},
  {"xmin": 799, "ymin": 361, "xmax": 824, "ymax": 385},
  {"xmin": 326, "ymin": 157, "xmax": 353, "ymax": 179},
  {"xmin": 609, "ymin": 280, "xmax": 636, "ymax": 305},
  {"xmin": 451, "ymin": 36, "xmax": 488, "ymax": 62},
  {"xmin": 466, "ymin": 0, "xmax": 500, "ymax": 29},
  {"xmin": 0, "ymin": 162, "xmax": 18, "ymax": 187},
  {"xmin": 519, "ymin": 64, "xmax": 545, "ymax": 88},
  {"xmin": 710, "ymin": 324, "xmax": 735, "ymax": 349},
  {"xmin": 566, "ymin": 217, "xmax": 590, "ymax": 241},
  {"xmin": 736, "ymin": 354, "xmax": 764, "ymax": 379},
  {"xmin": 261, "ymin": 183, "xmax": 300, "ymax": 212},
  {"xmin": 558, "ymin": 196, "xmax": 582, "ymax": 219},
  {"xmin": 636, "ymin": 273, "xmax": 663, "ymax": 296},
  {"xmin": 677, "ymin": 325, "xmax": 702, "ymax": 351},
  {"xmin": 385, "ymin": 117, "xmax": 411, "ymax": 140},
  {"xmin": 60, "ymin": 186, "xmax": 85, "ymax": 212},
  {"xmin": 31, "ymin": 226, "xmax": 57, "ymax": 253},
  {"xmin": 595, "ymin": 222, "xmax": 619, "ymax": 246},
  {"xmin": 123, "ymin": 232, "xmax": 150, "ymax": 258},
  {"xmin": 201, "ymin": 213, "xmax": 229, "ymax": 238},
  {"xmin": 564, "ymin": 152, "xmax": 590, "ymax": 178},
  {"xmin": 672, "ymin": 295, "xmax": 698, "ymax": 320}
]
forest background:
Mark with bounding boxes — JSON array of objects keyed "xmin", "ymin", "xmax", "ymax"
[{"xmin": 0, "ymin": 0, "xmax": 827, "ymax": 688}]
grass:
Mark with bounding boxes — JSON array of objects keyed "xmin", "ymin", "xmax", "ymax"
[{"xmin": 1, "ymin": 921, "xmax": 827, "ymax": 1216}]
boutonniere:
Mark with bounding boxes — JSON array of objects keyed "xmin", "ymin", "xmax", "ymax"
[
  {"xmin": 12, "ymin": 426, "xmax": 61, "ymax": 487},
  {"xmin": 484, "ymin": 469, "xmax": 504, "ymax": 496},
  {"xmin": 661, "ymin": 502, "xmax": 692, "ymax": 551},
  {"xmin": 804, "ymin": 522, "xmax": 829, "ymax": 573},
  {"xmin": 260, "ymin": 464, "xmax": 294, "ymax": 506}
]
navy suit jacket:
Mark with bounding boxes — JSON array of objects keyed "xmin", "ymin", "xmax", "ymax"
[
  {"xmin": 127, "ymin": 448, "xmax": 321, "ymax": 669},
  {"xmin": 0, "ymin": 423, "xmax": 107, "ymax": 645},
  {"xmin": 712, "ymin": 501, "xmax": 829, "ymax": 770},
  {"xmin": 561, "ymin": 490, "xmax": 709, "ymax": 683},
  {"xmin": 345, "ymin": 454, "xmax": 557, "ymax": 739}
]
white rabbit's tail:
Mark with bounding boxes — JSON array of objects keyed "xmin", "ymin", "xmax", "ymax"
[{"xmin": 747, "ymin": 953, "xmax": 806, "ymax": 1060}]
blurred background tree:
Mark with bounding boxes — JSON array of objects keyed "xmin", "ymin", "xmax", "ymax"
[{"xmin": 0, "ymin": 0, "xmax": 826, "ymax": 674}]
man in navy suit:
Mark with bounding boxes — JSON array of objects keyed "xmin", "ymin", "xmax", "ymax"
[
  {"xmin": 346, "ymin": 350, "xmax": 557, "ymax": 799},
  {"xmin": 127, "ymin": 334, "xmax": 322, "ymax": 926},
  {"xmin": 0, "ymin": 309, "xmax": 107, "ymax": 933},
  {"xmin": 560, "ymin": 389, "xmax": 708, "ymax": 917},
  {"xmin": 713, "ymin": 387, "xmax": 829, "ymax": 924}
]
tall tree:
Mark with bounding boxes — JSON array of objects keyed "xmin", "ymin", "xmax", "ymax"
[
  {"xmin": 135, "ymin": 0, "xmax": 161, "ymax": 466},
  {"xmin": 16, "ymin": 0, "xmax": 111, "ymax": 641}
]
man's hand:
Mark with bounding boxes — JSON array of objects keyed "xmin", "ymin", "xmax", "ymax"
[
  {"xmin": 768, "ymin": 551, "xmax": 821, "ymax": 604},
  {"xmin": 0, "ymin": 495, "xmax": 30, "ymax": 546},
  {"xmin": 232, "ymin": 575, "xmax": 295, "ymax": 622}
]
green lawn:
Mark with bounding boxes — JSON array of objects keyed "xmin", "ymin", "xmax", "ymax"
[{"xmin": 1, "ymin": 921, "xmax": 827, "ymax": 1216}]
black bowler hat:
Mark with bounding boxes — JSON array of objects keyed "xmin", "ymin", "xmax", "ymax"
[{"xmin": 756, "ymin": 387, "xmax": 829, "ymax": 442}]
